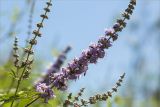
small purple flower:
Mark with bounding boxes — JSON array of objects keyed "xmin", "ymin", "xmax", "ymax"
[
  {"xmin": 105, "ymin": 28, "xmax": 115, "ymax": 36},
  {"xmin": 113, "ymin": 23, "xmax": 120, "ymax": 30},
  {"xmin": 53, "ymin": 73, "xmax": 68, "ymax": 91},
  {"xmin": 88, "ymin": 43, "xmax": 106, "ymax": 62},
  {"xmin": 68, "ymin": 59, "xmax": 80, "ymax": 71},
  {"xmin": 97, "ymin": 48, "xmax": 105, "ymax": 58},
  {"xmin": 36, "ymin": 83, "xmax": 55, "ymax": 103},
  {"xmin": 76, "ymin": 65, "xmax": 88, "ymax": 75},
  {"xmin": 98, "ymin": 36, "xmax": 112, "ymax": 49},
  {"xmin": 61, "ymin": 67, "xmax": 69, "ymax": 76},
  {"xmin": 88, "ymin": 50, "xmax": 98, "ymax": 63},
  {"xmin": 75, "ymin": 65, "xmax": 88, "ymax": 75},
  {"xmin": 40, "ymin": 88, "xmax": 56, "ymax": 103},
  {"xmin": 78, "ymin": 54, "xmax": 88, "ymax": 65},
  {"xmin": 36, "ymin": 83, "xmax": 49, "ymax": 93},
  {"xmin": 112, "ymin": 33, "xmax": 118, "ymax": 41}
]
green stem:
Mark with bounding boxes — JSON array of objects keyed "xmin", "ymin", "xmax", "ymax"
[
  {"xmin": 10, "ymin": 1, "xmax": 51, "ymax": 106},
  {"xmin": 10, "ymin": 49, "xmax": 32, "ymax": 107},
  {"xmin": 25, "ymin": 96, "xmax": 40, "ymax": 107}
]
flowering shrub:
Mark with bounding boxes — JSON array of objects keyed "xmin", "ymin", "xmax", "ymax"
[{"xmin": 0, "ymin": 0, "xmax": 136, "ymax": 107}]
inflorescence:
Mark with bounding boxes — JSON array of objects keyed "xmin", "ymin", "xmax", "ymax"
[
  {"xmin": 35, "ymin": 46, "xmax": 71, "ymax": 102},
  {"xmin": 35, "ymin": 0, "xmax": 136, "ymax": 103}
]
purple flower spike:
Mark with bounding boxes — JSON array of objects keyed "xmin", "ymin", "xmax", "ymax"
[
  {"xmin": 49, "ymin": 0, "xmax": 136, "ymax": 91},
  {"xmin": 51, "ymin": 39, "xmax": 112, "ymax": 89},
  {"xmin": 50, "ymin": 35, "xmax": 114, "ymax": 90},
  {"xmin": 40, "ymin": 46, "xmax": 71, "ymax": 85}
]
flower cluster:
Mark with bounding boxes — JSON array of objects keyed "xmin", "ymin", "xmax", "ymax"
[
  {"xmin": 50, "ymin": 0, "xmax": 136, "ymax": 91},
  {"xmin": 41, "ymin": 46, "xmax": 71, "ymax": 85},
  {"xmin": 50, "ymin": 37, "xmax": 112, "ymax": 91},
  {"xmin": 35, "ymin": 46, "xmax": 71, "ymax": 102},
  {"xmin": 36, "ymin": 83, "xmax": 55, "ymax": 103}
]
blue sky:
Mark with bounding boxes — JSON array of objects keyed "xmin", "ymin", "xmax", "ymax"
[{"xmin": 0, "ymin": 0, "xmax": 160, "ymax": 97}]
